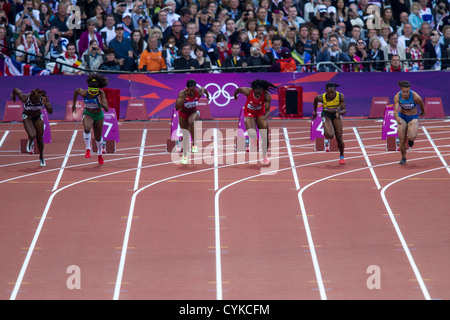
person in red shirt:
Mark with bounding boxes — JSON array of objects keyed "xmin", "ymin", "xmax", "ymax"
[
  {"xmin": 233, "ymin": 79, "xmax": 277, "ymax": 165},
  {"xmin": 175, "ymin": 79, "xmax": 210, "ymax": 164}
]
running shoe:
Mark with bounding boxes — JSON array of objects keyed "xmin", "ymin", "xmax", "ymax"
[
  {"xmin": 39, "ymin": 158, "xmax": 46, "ymax": 167},
  {"xmin": 408, "ymin": 140, "xmax": 414, "ymax": 148},
  {"xmin": 85, "ymin": 149, "xmax": 91, "ymax": 159},
  {"xmin": 181, "ymin": 155, "xmax": 188, "ymax": 165},
  {"xmin": 399, "ymin": 158, "xmax": 407, "ymax": 165},
  {"xmin": 26, "ymin": 139, "xmax": 34, "ymax": 153},
  {"xmin": 98, "ymin": 154, "xmax": 104, "ymax": 165},
  {"xmin": 192, "ymin": 145, "xmax": 198, "ymax": 153},
  {"xmin": 261, "ymin": 157, "xmax": 271, "ymax": 166},
  {"xmin": 325, "ymin": 139, "xmax": 330, "ymax": 152},
  {"xmin": 339, "ymin": 155, "xmax": 346, "ymax": 164}
]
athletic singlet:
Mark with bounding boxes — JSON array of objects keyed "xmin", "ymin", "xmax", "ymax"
[
  {"xmin": 245, "ymin": 90, "xmax": 265, "ymax": 111},
  {"xmin": 23, "ymin": 96, "xmax": 44, "ymax": 112},
  {"xmin": 322, "ymin": 92, "xmax": 340, "ymax": 110},
  {"xmin": 182, "ymin": 90, "xmax": 200, "ymax": 112},
  {"xmin": 398, "ymin": 90, "xmax": 416, "ymax": 111},
  {"xmin": 84, "ymin": 94, "xmax": 101, "ymax": 110}
]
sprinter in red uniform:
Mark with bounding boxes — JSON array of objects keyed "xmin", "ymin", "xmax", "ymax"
[
  {"xmin": 233, "ymin": 79, "xmax": 277, "ymax": 165},
  {"xmin": 175, "ymin": 79, "xmax": 210, "ymax": 165}
]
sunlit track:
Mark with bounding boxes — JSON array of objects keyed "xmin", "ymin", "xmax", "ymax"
[{"xmin": 1, "ymin": 119, "xmax": 450, "ymax": 300}]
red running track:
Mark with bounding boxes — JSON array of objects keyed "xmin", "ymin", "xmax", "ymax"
[{"xmin": 0, "ymin": 119, "xmax": 449, "ymax": 300}]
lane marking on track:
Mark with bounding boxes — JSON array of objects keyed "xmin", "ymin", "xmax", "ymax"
[
  {"xmin": 0, "ymin": 130, "xmax": 9, "ymax": 148},
  {"xmin": 52, "ymin": 130, "xmax": 77, "ymax": 192},
  {"xmin": 353, "ymin": 127, "xmax": 381, "ymax": 190},
  {"xmin": 133, "ymin": 129, "xmax": 147, "ymax": 191},
  {"xmin": 422, "ymin": 126, "xmax": 450, "ymax": 175}
]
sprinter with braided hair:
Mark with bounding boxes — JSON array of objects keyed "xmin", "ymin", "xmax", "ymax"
[
  {"xmin": 313, "ymin": 82, "xmax": 347, "ymax": 164},
  {"xmin": 233, "ymin": 79, "xmax": 277, "ymax": 165},
  {"xmin": 72, "ymin": 74, "xmax": 109, "ymax": 165},
  {"xmin": 11, "ymin": 87, "xmax": 53, "ymax": 167}
]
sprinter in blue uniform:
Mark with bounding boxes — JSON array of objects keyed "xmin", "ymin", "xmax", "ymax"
[{"xmin": 393, "ymin": 81, "xmax": 425, "ymax": 165}]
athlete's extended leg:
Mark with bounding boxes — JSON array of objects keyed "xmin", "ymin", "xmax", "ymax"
[
  {"xmin": 93, "ymin": 119, "xmax": 104, "ymax": 164},
  {"xmin": 179, "ymin": 116, "xmax": 190, "ymax": 163},
  {"xmin": 333, "ymin": 116, "xmax": 345, "ymax": 159},
  {"xmin": 188, "ymin": 111, "xmax": 199, "ymax": 152},
  {"xmin": 256, "ymin": 116, "xmax": 269, "ymax": 159},
  {"xmin": 397, "ymin": 118, "xmax": 408, "ymax": 164},
  {"xmin": 33, "ymin": 117, "xmax": 45, "ymax": 166},
  {"xmin": 83, "ymin": 114, "xmax": 94, "ymax": 158},
  {"xmin": 22, "ymin": 116, "xmax": 36, "ymax": 153},
  {"xmin": 406, "ymin": 118, "xmax": 418, "ymax": 148}
]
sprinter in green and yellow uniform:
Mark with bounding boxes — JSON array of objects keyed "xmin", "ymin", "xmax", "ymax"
[{"xmin": 313, "ymin": 82, "xmax": 347, "ymax": 164}]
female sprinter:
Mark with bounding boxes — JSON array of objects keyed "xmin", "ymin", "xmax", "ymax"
[
  {"xmin": 313, "ymin": 82, "xmax": 347, "ymax": 164},
  {"xmin": 72, "ymin": 74, "xmax": 109, "ymax": 165},
  {"xmin": 394, "ymin": 80, "xmax": 425, "ymax": 165},
  {"xmin": 175, "ymin": 79, "xmax": 210, "ymax": 165},
  {"xmin": 233, "ymin": 79, "xmax": 277, "ymax": 165},
  {"xmin": 11, "ymin": 88, "xmax": 53, "ymax": 167}
]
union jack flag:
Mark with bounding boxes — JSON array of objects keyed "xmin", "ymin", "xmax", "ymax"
[{"xmin": 0, "ymin": 56, "xmax": 50, "ymax": 76}]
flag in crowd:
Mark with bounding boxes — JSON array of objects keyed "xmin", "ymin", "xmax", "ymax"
[{"xmin": 0, "ymin": 56, "xmax": 50, "ymax": 76}]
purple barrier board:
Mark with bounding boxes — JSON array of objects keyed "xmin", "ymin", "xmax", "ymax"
[
  {"xmin": 1, "ymin": 72, "xmax": 449, "ymax": 121},
  {"xmin": 102, "ymin": 108, "xmax": 120, "ymax": 142},
  {"xmin": 42, "ymin": 108, "xmax": 52, "ymax": 143},
  {"xmin": 381, "ymin": 105, "xmax": 398, "ymax": 140},
  {"xmin": 310, "ymin": 107, "xmax": 324, "ymax": 141}
]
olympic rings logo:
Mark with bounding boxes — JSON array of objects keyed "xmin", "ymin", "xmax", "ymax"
[{"xmin": 204, "ymin": 82, "xmax": 238, "ymax": 107}]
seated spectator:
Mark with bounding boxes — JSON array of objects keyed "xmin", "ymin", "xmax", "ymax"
[
  {"xmin": 343, "ymin": 43, "xmax": 363, "ymax": 72},
  {"xmin": 409, "ymin": 2, "xmax": 424, "ymax": 32},
  {"xmin": 121, "ymin": 12, "xmax": 133, "ymax": 38},
  {"xmin": 195, "ymin": 8, "xmax": 212, "ymax": 39},
  {"xmin": 315, "ymin": 34, "xmax": 350, "ymax": 72},
  {"xmin": 131, "ymin": 1, "xmax": 151, "ymax": 30},
  {"xmin": 13, "ymin": 18, "xmax": 42, "ymax": 49},
  {"xmin": 138, "ymin": 36, "xmax": 166, "ymax": 71},
  {"xmin": 15, "ymin": 31, "xmax": 43, "ymax": 67},
  {"xmin": 267, "ymin": 47, "xmax": 297, "ymax": 72},
  {"xmin": 216, "ymin": 33, "xmax": 232, "ymax": 64},
  {"xmin": 90, "ymin": 4, "xmax": 106, "ymax": 30},
  {"xmin": 173, "ymin": 43, "xmax": 199, "ymax": 71},
  {"xmin": 367, "ymin": 37, "xmax": 386, "ymax": 72},
  {"xmin": 49, "ymin": 1, "xmax": 73, "ymax": 40},
  {"xmin": 99, "ymin": 15, "xmax": 116, "ymax": 47},
  {"xmin": 131, "ymin": 29, "xmax": 147, "ymax": 69},
  {"xmin": 162, "ymin": 35, "xmax": 179, "ymax": 70},
  {"xmin": 108, "ymin": 23, "xmax": 133, "ymax": 71},
  {"xmin": 387, "ymin": 54, "xmax": 404, "ymax": 72},
  {"xmin": 163, "ymin": 0, "xmax": 180, "ymax": 26},
  {"xmin": 291, "ymin": 40, "xmax": 312, "ymax": 72},
  {"xmin": 56, "ymin": 42, "xmax": 82, "ymax": 74},
  {"xmin": 78, "ymin": 19, "xmax": 104, "ymax": 55},
  {"xmin": 398, "ymin": 23, "xmax": 413, "ymax": 49},
  {"xmin": 0, "ymin": 26, "xmax": 11, "ymax": 57},
  {"xmin": 194, "ymin": 45, "xmax": 212, "ymax": 72},
  {"xmin": 423, "ymin": 29, "xmax": 450, "ymax": 70},
  {"xmin": 382, "ymin": 32, "xmax": 407, "ymax": 71},
  {"xmin": 155, "ymin": 9, "xmax": 170, "ymax": 34},
  {"xmin": 113, "ymin": 1, "xmax": 128, "ymax": 24},
  {"xmin": 407, "ymin": 34, "xmax": 424, "ymax": 71},
  {"xmin": 222, "ymin": 42, "xmax": 245, "ymax": 72},
  {"xmin": 245, "ymin": 42, "xmax": 269, "ymax": 72},
  {"xmin": 44, "ymin": 25, "xmax": 68, "ymax": 61},
  {"xmin": 81, "ymin": 39, "xmax": 105, "ymax": 72},
  {"xmin": 201, "ymin": 31, "xmax": 219, "ymax": 65},
  {"xmin": 38, "ymin": 2, "xmax": 53, "ymax": 35},
  {"xmin": 163, "ymin": 20, "xmax": 187, "ymax": 48},
  {"xmin": 99, "ymin": 47, "xmax": 122, "ymax": 71},
  {"xmin": 249, "ymin": 24, "xmax": 271, "ymax": 55},
  {"xmin": 264, "ymin": 35, "xmax": 284, "ymax": 65},
  {"xmin": 310, "ymin": 5, "xmax": 334, "ymax": 37},
  {"xmin": 15, "ymin": 0, "xmax": 41, "ymax": 33}
]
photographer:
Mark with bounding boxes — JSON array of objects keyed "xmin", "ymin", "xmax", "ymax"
[
  {"xmin": 245, "ymin": 42, "xmax": 269, "ymax": 72},
  {"xmin": 81, "ymin": 39, "xmax": 105, "ymax": 72},
  {"xmin": 14, "ymin": 0, "xmax": 41, "ymax": 32},
  {"xmin": 310, "ymin": 5, "xmax": 334, "ymax": 37},
  {"xmin": 44, "ymin": 25, "xmax": 68, "ymax": 61},
  {"xmin": 316, "ymin": 34, "xmax": 350, "ymax": 71}
]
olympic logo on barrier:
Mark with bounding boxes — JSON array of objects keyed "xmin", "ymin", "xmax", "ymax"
[{"xmin": 204, "ymin": 82, "xmax": 238, "ymax": 107}]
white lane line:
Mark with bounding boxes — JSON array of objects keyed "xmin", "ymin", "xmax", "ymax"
[
  {"xmin": 380, "ymin": 166, "xmax": 448, "ymax": 300},
  {"xmin": 0, "ymin": 130, "xmax": 9, "ymax": 148},
  {"xmin": 52, "ymin": 130, "xmax": 77, "ymax": 191},
  {"xmin": 214, "ymin": 128, "xmax": 219, "ymax": 191},
  {"xmin": 353, "ymin": 127, "xmax": 381, "ymax": 190},
  {"xmin": 133, "ymin": 129, "xmax": 147, "ymax": 191},
  {"xmin": 283, "ymin": 128, "xmax": 300, "ymax": 190},
  {"xmin": 422, "ymin": 126, "xmax": 450, "ymax": 175}
]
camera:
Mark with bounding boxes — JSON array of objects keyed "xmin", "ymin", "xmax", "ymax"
[
  {"xmin": 219, "ymin": 42, "xmax": 225, "ymax": 47},
  {"xmin": 252, "ymin": 47, "xmax": 257, "ymax": 52},
  {"xmin": 54, "ymin": 33, "xmax": 59, "ymax": 40},
  {"xmin": 27, "ymin": 7, "xmax": 33, "ymax": 12},
  {"xmin": 329, "ymin": 43, "xmax": 334, "ymax": 47}
]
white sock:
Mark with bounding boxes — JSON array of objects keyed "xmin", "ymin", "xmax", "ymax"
[
  {"xmin": 83, "ymin": 132, "xmax": 91, "ymax": 150},
  {"xmin": 96, "ymin": 138, "xmax": 103, "ymax": 155}
]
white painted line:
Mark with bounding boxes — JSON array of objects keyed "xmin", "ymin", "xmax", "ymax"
[
  {"xmin": 353, "ymin": 127, "xmax": 381, "ymax": 190},
  {"xmin": 0, "ymin": 130, "xmax": 9, "ymax": 148},
  {"xmin": 214, "ymin": 128, "xmax": 219, "ymax": 191},
  {"xmin": 133, "ymin": 129, "xmax": 147, "ymax": 191},
  {"xmin": 422, "ymin": 126, "xmax": 450, "ymax": 175},
  {"xmin": 52, "ymin": 130, "xmax": 77, "ymax": 192},
  {"xmin": 283, "ymin": 128, "xmax": 300, "ymax": 190}
]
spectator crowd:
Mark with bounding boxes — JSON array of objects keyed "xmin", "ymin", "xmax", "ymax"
[{"xmin": 0, "ymin": 0, "xmax": 449, "ymax": 74}]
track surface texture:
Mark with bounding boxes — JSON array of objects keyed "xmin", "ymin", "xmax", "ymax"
[{"xmin": 1, "ymin": 118, "xmax": 449, "ymax": 300}]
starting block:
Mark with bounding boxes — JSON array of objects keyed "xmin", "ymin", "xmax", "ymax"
[
  {"xmin": 125, "ymin": 99, "xmax": 147, "ymax": 120},
  {"xmin": 91, "ymin": 139, "xmax": 116, "ymax": 153},
  {"xmin": 382, "ymin": 105, "xmax": 399, "ymax": 151},
  {"xmin": 314, "ymin": 137, "xmax": 338, "ymax": 151},
  {"xmin": 3, "ymin": 101, "xmax": 23, "ymax": 122},
  {"xmin": 20, "ymin": 139, "xmax": 38, "ymax": 153}
]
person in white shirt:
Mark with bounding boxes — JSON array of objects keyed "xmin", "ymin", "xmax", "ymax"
[
  {"xmin": 398, "ymin": 23, "xmax": 413, "ymax": 49},
  {"xmin": 99, "ymin": 15, "xmax": 116, "ymax": 46},
  {"xmin": 163, "ymin": 0, "xmax": 180, "ymax": 26},
  {"xmin": 15, "ymin": 0, "xmax": 41, "ymax": 32}
]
